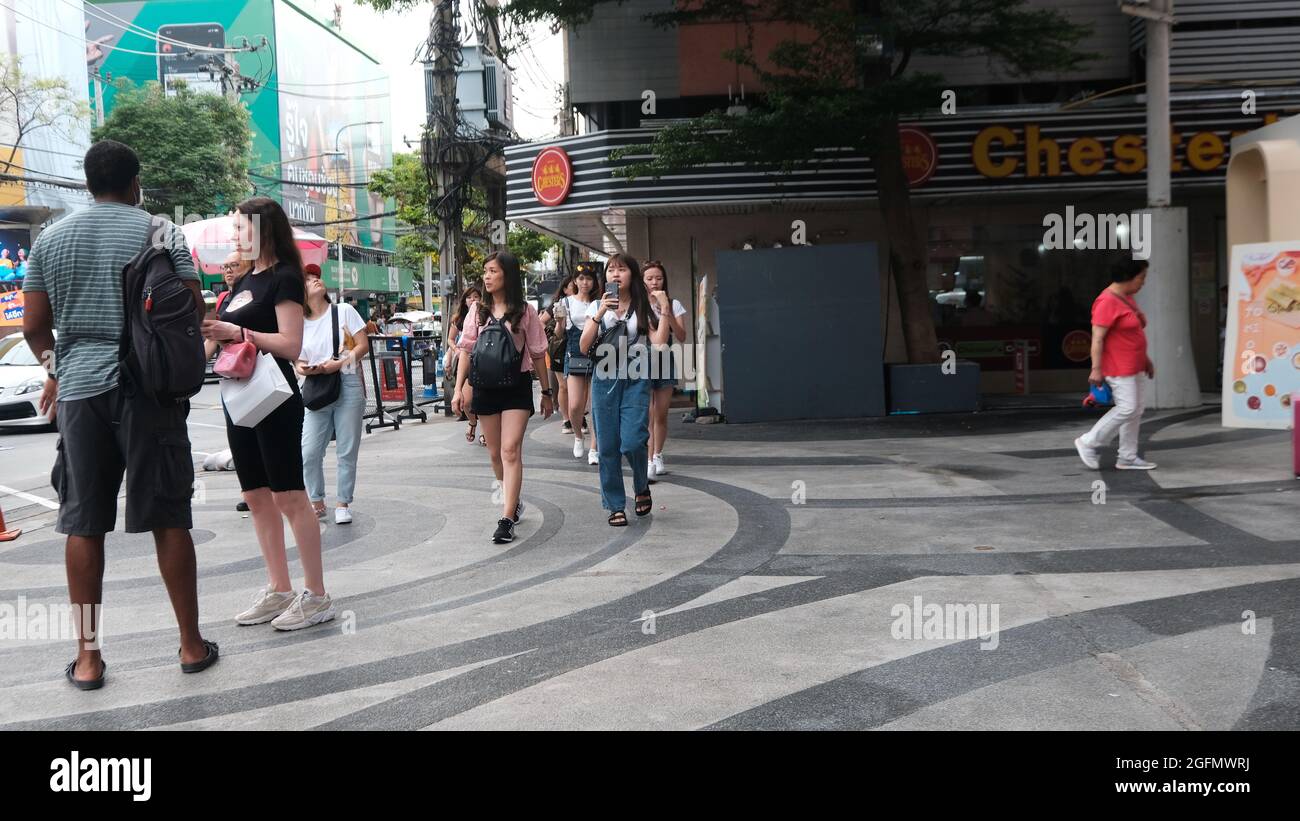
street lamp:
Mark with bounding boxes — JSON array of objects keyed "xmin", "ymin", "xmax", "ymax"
[{"xmin": 329, "ymin": 121, "xmax": 381, "ymax": 302}]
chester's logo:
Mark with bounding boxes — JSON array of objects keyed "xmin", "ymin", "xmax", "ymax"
[{"xmin": 531, "ymin": 146, "xmax": 573, "ymax": 207}]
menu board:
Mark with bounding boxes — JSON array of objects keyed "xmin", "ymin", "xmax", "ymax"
[{"xmin": 1222, "ymin": 242, "xmax": 1300, "ymax": 429}]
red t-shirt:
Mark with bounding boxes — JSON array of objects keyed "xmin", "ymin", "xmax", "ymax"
[{"xmin": 1091, "ymin": 290, "xmax": 1148, "ymax": 377}]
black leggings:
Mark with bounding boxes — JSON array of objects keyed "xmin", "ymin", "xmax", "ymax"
[{"xmin": 224, "ymin": 391, "xmax": 306, "ymax": 493}]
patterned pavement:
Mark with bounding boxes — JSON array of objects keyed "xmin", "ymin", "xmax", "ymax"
[{"xmin": 1, "ymin": 392, "xmax": 1297, "ymax": 730}]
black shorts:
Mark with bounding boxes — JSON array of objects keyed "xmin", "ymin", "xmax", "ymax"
[
  {"xmin": 223, "ymin": 390, "xmax": 306, "ymax": 493},
  {"xmin": 471, "ymin": 374, "xmax": 535, "ymax": 417},
  {"xmin": 52, "ymin": 387, "xmax": 194, "ymax": 536}
]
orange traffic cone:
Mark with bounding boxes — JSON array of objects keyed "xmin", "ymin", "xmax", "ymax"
[{"xmin": 0, "ymin": 503, "xmax": 20, "ymax": 542}]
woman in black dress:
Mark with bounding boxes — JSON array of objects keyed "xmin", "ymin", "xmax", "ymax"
[{"xmin": 201, "ymin": 197, "xmax": 333, "ymax": 632}]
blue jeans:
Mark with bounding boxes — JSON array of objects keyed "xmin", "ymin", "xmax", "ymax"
[
  {"xmin": 301, "ymin": 372, "xmax": 365, "ymax": 504},
  {"xmin": 591, "ymin": 374, "xmax": 651, "ymax": 512}
]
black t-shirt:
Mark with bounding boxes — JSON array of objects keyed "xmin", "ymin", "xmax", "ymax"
[{"xmin": 218, "ymin": 261, "xmax": 305, "ymax": 384}]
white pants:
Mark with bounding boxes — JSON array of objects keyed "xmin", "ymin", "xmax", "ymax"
[{"xmin": 1082, "ymin": 374, "xmax": 1145, "ymax": 461}]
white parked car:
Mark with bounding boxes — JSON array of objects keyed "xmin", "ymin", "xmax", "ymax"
[{"xmin": 0, "ymin": 332, "xmax": 54, "ymax": 428}]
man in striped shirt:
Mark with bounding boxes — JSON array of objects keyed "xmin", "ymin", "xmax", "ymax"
[{"xmin": 22, "ymin": 140, "xmax": 219, "ymax": 689}]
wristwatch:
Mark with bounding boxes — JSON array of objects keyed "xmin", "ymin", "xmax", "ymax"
[{"xmin": 540, "ymin": 389, "xmax": 553, "ymax": 397}]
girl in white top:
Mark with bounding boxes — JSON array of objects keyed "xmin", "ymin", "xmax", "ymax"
[
  {"xmin": 554, "ymin": 263, "xmax": 600, "ymax": 463},
  {"xmin": 643, "ymin": 261, "xmax": 687, "ymax": 479},
  {"xmin": 296, "ymin": 276, "xmax": 370, "ymax": 524}
]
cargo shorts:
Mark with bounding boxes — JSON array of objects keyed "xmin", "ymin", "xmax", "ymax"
[{"xmin": 51, "ymin": 386, "xmax": 194, "ymax": 536}]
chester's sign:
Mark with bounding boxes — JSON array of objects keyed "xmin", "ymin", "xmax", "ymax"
[
  {"xmin": 972, "ymin": 113, "xmax": 1281, "ymax": 179},
  {"xmin": 532, "ymin": 146, "xmax": 573, "ymax": 206}
]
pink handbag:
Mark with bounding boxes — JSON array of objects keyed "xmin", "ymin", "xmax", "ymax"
[{"xmin": 214, "ymin": 329, "xmax": 257, "ymax": 379}]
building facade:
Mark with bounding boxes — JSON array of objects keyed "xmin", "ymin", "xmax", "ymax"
[{"xmin": 506, "ymin": 0, "xmax": 1300, "ymax": 401}]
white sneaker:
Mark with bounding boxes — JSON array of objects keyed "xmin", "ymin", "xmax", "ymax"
[
  {"xmin": 335, "ymin": 506, "xmax": 353, "ymax": 525},
  {"xmin": 587, "ymin": 448, "xmax": 599, "ymax": 466},
  {"xmin": 271, "ymin": 589, "xmax": 336, "ymax": 631},
  {"xmin": 1116, "ymin": 456, "xmax": 1157, "ymax": 470},
  {"xmin": 573, "ymin": 438, "xmax": 585, "ymax": 459},
  {"xmin": 236, "ymin": 585, "xmax": 297, "ymax": 625},
  {"xmin": 652, "ymin": 453, "xmax": 667, "ymax": 475},
  {"xmin": 647, "ymin": 456, "xmax": 656, "ymax": 484},
  {"xmin": 1073, "ymin": 436, "xmax": 1100, "ymax": 470}
]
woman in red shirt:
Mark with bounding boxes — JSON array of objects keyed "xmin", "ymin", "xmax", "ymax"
[{"xmin": 1075, "ymin": 258, "xmax": 1157, "ymax": 470}]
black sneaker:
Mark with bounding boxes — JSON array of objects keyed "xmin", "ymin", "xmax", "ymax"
[
  {"xmin": 513, "ymin": 500, "xmax": 524, "ymax": 523},
  {"xmin": 561, "ymin": 421, "xmax": 574, "ymax": 434},
  {"xmin": 492, "ymin": 517, "xmax": 516, "ymax": 544},
  {"xmin": 236, "ymin": 501, "xmax": 250, "ymax": 512}
]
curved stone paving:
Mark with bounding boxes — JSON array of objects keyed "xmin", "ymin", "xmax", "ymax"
[{"xmin": 0, "ymin": 404, "xmax": 1296, "ymax": 730}]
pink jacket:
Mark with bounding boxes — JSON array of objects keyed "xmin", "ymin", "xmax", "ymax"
[{"xmin": 456, "ymin": 303, "xmax": 548, "ymax": 373}]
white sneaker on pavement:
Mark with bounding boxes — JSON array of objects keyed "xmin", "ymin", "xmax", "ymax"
[
  {"xmin": 1074, "ymin": 436, "xmax": 1100, "ymax": 470},
  {"xmin": 271, "ymin": 589, "xmax": 336, "ymax": 631},
  {"xmin": 1116, "ymin": 456, "xmax": 1157, "ymax": 470},
  {"xmin": 573, "ymin": 438, "xmax": 585, "ymax": 459},
  {"xmin": 236, "ymin": 585, "xmax": 297, "ymax": 625},
  {"xmin": 335, "ymin": 506, "xmax": 353, "ymax": 525},
  {"xmin": 588, "ymin": 448, "xmax": 599, "ymax": 466},
  {"xmin": 652, "ymin": 453, "xmax": 667, "ymax": 475}
]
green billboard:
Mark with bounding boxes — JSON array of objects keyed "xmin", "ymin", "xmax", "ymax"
[{"xmin": 86, "ymin": 0, "xmax": 398, "ymax": 259}]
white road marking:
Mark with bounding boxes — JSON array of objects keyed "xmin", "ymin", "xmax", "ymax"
[
  {"xmin": 187, "ymin": 421, "xmax": 227, "ymax": 429},
  {"xmin": 0, "ymin": 484, "xmax": 59, "ymax": 510}
]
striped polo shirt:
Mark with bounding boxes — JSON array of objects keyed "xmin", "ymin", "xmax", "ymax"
[{"xmin": 22, "ymin": 203, "xmax": 198, "ymax": 402}]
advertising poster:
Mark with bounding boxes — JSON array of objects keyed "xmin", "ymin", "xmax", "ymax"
[
  {"xmin": 86, "ymin": 0, "xmax": 281, "ymax": 169},
  {"xmin": 273, "ymin": 1, "xmax": 391, "ymax": 249},
  {"xmin": 1222, "ymin": 241, "xmax": 1300, "ymax": 429},
  {"xmin": 0, "ymin": 288, "xmax": 24, "ymax": 331},
  {"xmin": 695, "ymin": 273, "xmax": 709, "ymax": 408}
]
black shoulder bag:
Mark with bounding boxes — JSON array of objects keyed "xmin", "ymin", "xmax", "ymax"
[{"xmin": 302, "ymin": 304, "xmax": 343, "ymax": 410}]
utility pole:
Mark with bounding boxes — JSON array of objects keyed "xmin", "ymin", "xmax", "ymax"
[
  {"xmin": 426, "ymin": 0, "xmax": 462, "ymax": 320},
  {"xmin": 91, "ymin": 70, "xmax": 108, "ymax": 127},
  {"xmin": 1122, "ymin": 0, "xmax": 1200, "ymax": 408}
]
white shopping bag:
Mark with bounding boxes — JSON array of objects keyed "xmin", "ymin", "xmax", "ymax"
[{"xmin": 220, "ymin": 352, "xmax": 293, "ymax": 427}]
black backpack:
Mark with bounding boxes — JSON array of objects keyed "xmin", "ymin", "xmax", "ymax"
[
  {"xmin": 469, "ymin": 314, "xmax": 522, "ymax": 388},
  {"xmin": 119, "ymin": 235, "xmax": 205, "ymax": 404}
]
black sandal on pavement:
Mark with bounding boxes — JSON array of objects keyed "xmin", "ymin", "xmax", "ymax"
[
  {"xmin": 465, "ymin": 420, "xmax": 477, "ymax": 443},
  {"xmin": 608, "ymin": 510, "xmax": 628, "ymax": 527},
  {"xmin": 65, "ymin": 658, "xmax": 106, "ymax": 691},
  {"xmin": 635, "ymin": 491, "xmax": 653, "ymax": 517},
  {"xmin": 479, "ymin": 433, "xmax": 487, "ymax": 446},
  {"xmin": 180, "ymin": 639, "xmax": 220, "ymax": 674}
]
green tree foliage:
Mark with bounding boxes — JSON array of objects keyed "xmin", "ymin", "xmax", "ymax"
[
  {"xmin": 92, "ymin": 81, "xmax": 251, "ymax": 217},
  {"xmin": 370, "ymin": 151, "xmax": 557, "ymax": 276},
  {"xmin": 368, "ymin": 151, "xmax": 436, "ymax": 273}
]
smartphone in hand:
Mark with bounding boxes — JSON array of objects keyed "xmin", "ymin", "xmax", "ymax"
[{"xmin": 605, "ymin": 281, "xmax": 619, "ymax": 299}]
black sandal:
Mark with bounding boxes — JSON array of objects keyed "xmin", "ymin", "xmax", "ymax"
[
  {"xmin": 635, "ymin": 491, "xmax": 653, "ymax": 517},
  {"xmin": 608, "ymin": 510, "xmax": 628, "ymax": 527},
  {"xmin": 180, "ymin": 639, "xmax": 220, "ymax": 674},
  {"xmin": 465, "ymin": 421, "xmax": 477, "ymax": 443},
  {"xmin": 65, "ymin": 657, "xmax": 106, "ymax": 691}
]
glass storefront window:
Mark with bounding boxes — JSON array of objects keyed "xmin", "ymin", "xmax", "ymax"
[{"xmin": 928, "ymin": 221, "xmax": 1125, "ymax": 374}]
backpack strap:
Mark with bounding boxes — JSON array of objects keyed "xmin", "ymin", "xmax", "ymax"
[{"xmin": 329, "ymin": 303, "xmax": 340, "ymax": 359}]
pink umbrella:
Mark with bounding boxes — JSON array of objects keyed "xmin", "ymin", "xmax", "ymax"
[{"xmin": 180, "ymin": 214, "xmax": 331, "ymax": 275}]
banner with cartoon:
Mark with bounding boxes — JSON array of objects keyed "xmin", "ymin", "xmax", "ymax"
[{"xmin": 1222, "ymin": 242, "xmax": 1300, "ymax": 429}]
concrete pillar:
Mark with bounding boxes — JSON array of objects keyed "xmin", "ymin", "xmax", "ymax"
[{"xmin": 1137, "ymin": 206, "xmax": 1201, "ymax": 408}]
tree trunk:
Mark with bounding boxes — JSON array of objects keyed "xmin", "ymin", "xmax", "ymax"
[{"xmin": 870, "ymin": 114, "xmax": 940, "ymax": 364}]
